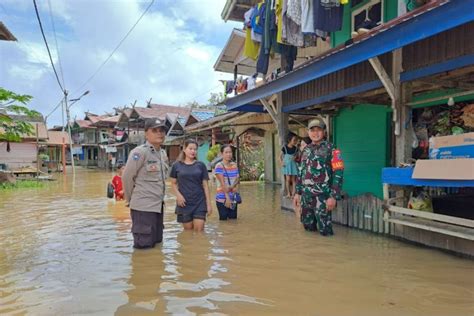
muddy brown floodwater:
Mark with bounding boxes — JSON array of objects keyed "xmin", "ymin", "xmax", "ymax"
[{"xmin": 0, "ymin": 169, "xmax": 473, "ymax": 315}]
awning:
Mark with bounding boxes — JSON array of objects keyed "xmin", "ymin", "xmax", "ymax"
[
  {"xmin": 226, "ymin": 0, "xmax": 474, "ymax": 112},
  {"xmin": 214, "ymin": 28, "xmax": 257, "ymax": 76}
]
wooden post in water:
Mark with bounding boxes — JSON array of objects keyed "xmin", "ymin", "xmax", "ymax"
[
  {"xmin": 36, "ymin": 123, "xmax": 40, "ymax": 180},
  {"xmin": 62, "ymin": 136, "xmax": 66, "ymax": 175}
]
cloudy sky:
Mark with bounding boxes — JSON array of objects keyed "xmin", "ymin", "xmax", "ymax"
[{"xmin": 0, "ymin": 0, "xmax": 240, "ymax": 126}]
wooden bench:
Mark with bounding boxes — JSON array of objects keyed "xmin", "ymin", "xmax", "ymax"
[{"xmin": 384, "ymin": 205, "xmax": 474, "ymax": 241}]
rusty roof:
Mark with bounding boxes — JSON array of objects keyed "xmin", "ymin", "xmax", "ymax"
[
  {"xmin": 147, "ymin": 104, "xmax": 192, "ymax": 117},
  {"xmin": 98, "ymin": 115, "xmax": 120, "ymax": 123},
  {"xmin": 75, "ymin": 120, "xmax": 95, "ymax": 129},
  {"xmin": 45, "ymin": 131, "xmax": 70, "ymax": 145},
  {"xmin": 0, "ymin": 21, "xmax": 17, "ymax": 41}
]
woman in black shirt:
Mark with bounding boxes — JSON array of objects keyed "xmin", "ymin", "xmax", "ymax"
[{"xmin": 170, "ymin": 139, "xmax": 212, "ymax": 231}]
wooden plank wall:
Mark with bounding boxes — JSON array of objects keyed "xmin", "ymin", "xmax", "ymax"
[
  {"xmin": 403, "ymin": 22, "xmax": 474, "ymax": 70},
  {"xmin": 282, "ymin": 54, "xmax": 392, "ymax": 107},
  {"xmin": 333, "ymin": 193, "xmax": 387, "ymax": 234}
]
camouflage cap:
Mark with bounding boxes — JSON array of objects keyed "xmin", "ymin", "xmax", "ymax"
[{"xmin": 308, "ymin": 118, "xmax": 326, "ymax": 130}]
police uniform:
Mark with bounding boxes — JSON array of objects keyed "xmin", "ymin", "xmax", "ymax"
[
  {"xmin": 123, "ymin": 127, "xmax": 169, "ymax": 248},
  {"xmin": 295, "ymin": 118, "xmax": 344, "ymax": 236}
]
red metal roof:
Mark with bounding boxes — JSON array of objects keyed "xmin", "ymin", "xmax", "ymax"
[{"xmin": 75, "ymin": 120, "xmax": 94, "ymax": 129}]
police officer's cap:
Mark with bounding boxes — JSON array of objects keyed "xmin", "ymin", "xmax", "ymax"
[
  {"xmin": 308, "ymin": 118, "xmax": 326, "ymax": 130},
  {"xmin": 144, "ymin": 118, "xmax": 168, "ymax": 132}
]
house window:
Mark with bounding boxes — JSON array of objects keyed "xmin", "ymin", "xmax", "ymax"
[{"xmin": 351, "ymin": 0, "xmax": 383, "ymax": 33}]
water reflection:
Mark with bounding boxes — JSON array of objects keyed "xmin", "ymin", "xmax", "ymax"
[
  {"xmin": 0, "ymin": 170, "xmax": 473, "ymax": 315},
  {"xmin": 116, "ymin": 221, "xmax": 271, "ymax": 316}
]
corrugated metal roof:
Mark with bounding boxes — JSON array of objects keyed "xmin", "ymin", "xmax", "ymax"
[
  {"xmin": 185, "ymin": 111, "xmax": 243, "ymax": 132},
  {"xmin": 191, "ymin": 110, "xmax": 216, "ymax": 121}
]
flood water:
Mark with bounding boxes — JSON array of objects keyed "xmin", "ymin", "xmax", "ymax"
[{"xmin": 0, "ymin": 169, "xmax": 473, "ymax": 315}]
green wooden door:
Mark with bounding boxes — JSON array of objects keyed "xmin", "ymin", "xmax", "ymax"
[
  {"xmin": 197, "ymin": 140, "xmax": 210, "ymax": 165},
  {"xmin": 333, "ymin": 104, "xmax": 391, "ymax": 198}
]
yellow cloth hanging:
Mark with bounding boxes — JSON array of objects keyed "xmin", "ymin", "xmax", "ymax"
[
  {"xmin": 340, "ymin": 0, "xmax": 349, "ymax": 4},
  {"xmin": 244, "ymin": 28, "xmax": 260, "ymax": 60},
  {"xmin": 276, "ymin": 0, "xmax": 284, "ymax": 44}
]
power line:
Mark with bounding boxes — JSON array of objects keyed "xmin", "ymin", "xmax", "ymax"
[
  {"xmin": 45, "ymin": 97, "xmax": 65, "ymax": 120},
  {"xmin": 32, "ymin": 0, "xmax": 64, "ymax": 92},
  {"xmin": 191, "ymin": 84, "xmax": 222, "ymax": 103},
  {"xmin": 73, "ymin": 0, "xmax": 155, "ymax": 94},
  {"xmin": 47, "ymin": 0, "xmax": 66, "ymax": 88}
]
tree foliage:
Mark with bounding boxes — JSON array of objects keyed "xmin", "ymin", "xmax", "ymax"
[
  {"xmin": 206, "ymin": 144, "xmax": 220, "ymax": 162},
  {"xmin": 208, "ymin": 92, "xmax": 225, "ymax": 106},
  {"xmin": 0, "ymin": 87, "xmax": 40, "ymax": 142}
]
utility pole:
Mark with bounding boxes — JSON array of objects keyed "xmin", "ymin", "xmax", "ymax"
[{"xmin": 64, "ymin": 90, "xmax": 76, "ymax": 174}]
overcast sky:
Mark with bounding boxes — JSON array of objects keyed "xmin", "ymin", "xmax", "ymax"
[{"xmin": 0, "ymin": 0, "xmax": 239, "ymax": 126}]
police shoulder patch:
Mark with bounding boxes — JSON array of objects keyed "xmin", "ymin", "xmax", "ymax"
[{"xmin": 132, "ymin": 152, "xmax": 141, "ymax": 161}]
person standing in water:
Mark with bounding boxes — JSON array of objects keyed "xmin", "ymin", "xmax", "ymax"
[
  {"xmin": 170, "ymin": 139, "xmax": 213, "ymax": 232},
  {"xmin": 122, "ymin": 119, "xmax": 169, "ymax": 249},
  {"xmin": 293, "ymin": 118, "xmax": 344, "ymax": 236},
  {"xmin": 111, "ymin": 164, "xmax": 125, "ymax": 201},
  {"xmin": 280, "ymin": 132, "xmax": 299, "ymax": 198},
  {"xmin": 214, "ymin": 145, "xmax": 240, "ymax": 220}
]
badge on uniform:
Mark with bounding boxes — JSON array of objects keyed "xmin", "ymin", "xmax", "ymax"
[
  {"xmin": 132, "ymin": 152, "xmax": 141, "ymax": 161},
  {"xmin": 331, "ymin": 149, "xmax": 344, "ymax": 170}
]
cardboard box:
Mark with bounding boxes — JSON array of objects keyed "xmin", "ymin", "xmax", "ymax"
[
  {"xmin": 429, "ymin": 132, "xmax": 474, "ymax": 159},
  {"xmin": 412, "ymin": 158, "xmax": 474, "ymax": 180}
]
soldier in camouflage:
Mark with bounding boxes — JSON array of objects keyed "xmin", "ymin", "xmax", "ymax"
[{"xmin": 293, "ymin": 118, "xmax": 344, "ymax": 236}]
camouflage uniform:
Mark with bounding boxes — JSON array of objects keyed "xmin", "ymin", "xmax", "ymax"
[{"xmin": 296, "ymin": 140, "xmax": 344, "ymax": 236}]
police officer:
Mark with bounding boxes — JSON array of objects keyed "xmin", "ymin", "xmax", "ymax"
[
  {"xmin": 122, "ymin": 118, "xmax": 169, "ymax": 249},
  {"xmin": 293, "ymin": 117, "xmax": 344, "ymax": 236}
]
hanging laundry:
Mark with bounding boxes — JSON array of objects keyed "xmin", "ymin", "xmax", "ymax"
[
  {"xmin": 244, "ymin": 28, "xmax": 261, "ymax": 60},
  {"xmin": 281, "ymin": 45, "xmax": 298, "ymax": 72},
  {"xmin": 221, "ymin": 80, "xmax": 235, "ymax": 97},
  {"xmin": 263, "ymin": 0, "xmax": 272, "ymax": 54},
  {"xmin": 276, "ymin": 0, "xmax": 284, "ymax": 43},
  {"xmin": 251, "ymin": 2, "xmax": 266, "ymax": 35},
  {"xmin": 247, "ymin": 74, "xmax": 257, "ymax": 90},
  {"xmin": 245, "ymin": 7, "xmax": 262, "ymax": 43},
  {"xmin": 270, "ymin": 3, "xmax": 284, "ymax": 54},
  {"xmin": 281, "ymin": 0, "xmax": 304, "ymax": 47},
  {"xmin": 286, "ymin": 0, "xmax": 302, "ymax": 26},
  {"xmin": 313, "ymin": 0, "xmax": 344, "ymax": 32},
  {"xmin": 303, "ymin": 33, "xmax": 318, "ymax": 47},
  {"xmin": 256, "ymin": 0, "xmax": 271, "ymax": 75},
  {"xmin": 301, "ymin": 0, "xmax": 314, "ymax": 34},
  {"xmin": 236, "ymin": 77, "xmax": 248, "ymax": 94},
  {"xmin": 244, "ymin": 7, "xmax": 261, "ymax": 60}
]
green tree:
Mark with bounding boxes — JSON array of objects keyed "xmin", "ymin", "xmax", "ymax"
[
  {"xmin": 0, "ymin": 87, "xmax": 40, "ymax": 142},
  {"xmin": 208, "ymin": 92, "xmax": 227, "ymax": 115},
  {"xmin": 206, "ymin": 144, "xmax": 220, "ymax": 162},
  {"xmin": 208, "ymin": 92, "xmax": 225, "ymax": 106}
]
